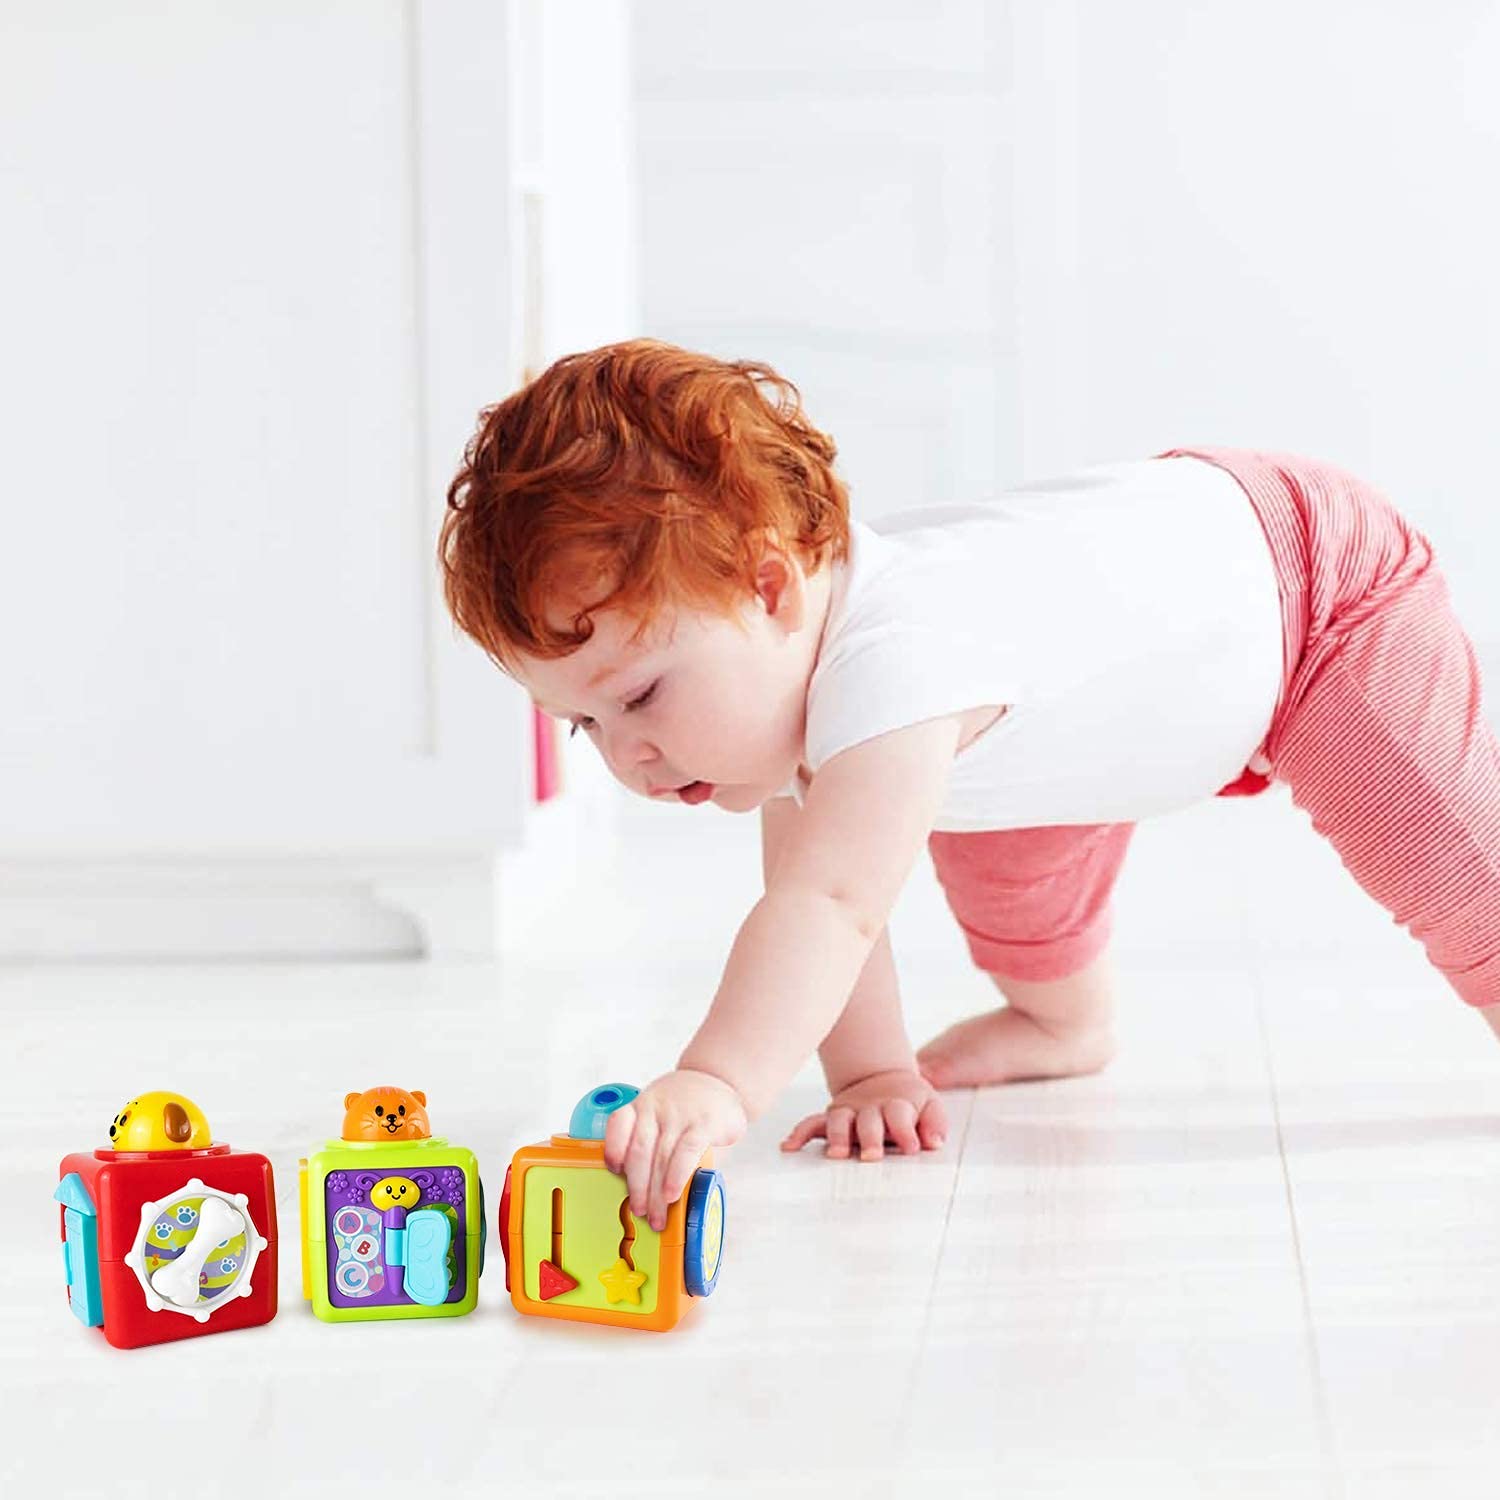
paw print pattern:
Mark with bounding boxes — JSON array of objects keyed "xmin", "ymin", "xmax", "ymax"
[{"xmin": 174, "ymin": 1204, "xmax": 198, "ymax": 1226}]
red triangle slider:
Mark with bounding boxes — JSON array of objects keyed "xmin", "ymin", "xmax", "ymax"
[{"xmin": 538, "ymin": 1259, "xmax": 579, "ymax": 1300}]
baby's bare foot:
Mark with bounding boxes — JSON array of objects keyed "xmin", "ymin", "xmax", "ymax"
[{"xmin": 916, "ymin": 1006, "xmax": 1116, "ymax": 1090}]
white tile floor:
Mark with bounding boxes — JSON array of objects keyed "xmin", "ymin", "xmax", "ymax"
[{"xmin": 9, "ymin": 786, "xmax": 1500, "ymax": 1499}]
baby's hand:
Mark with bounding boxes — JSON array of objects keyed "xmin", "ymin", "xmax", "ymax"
[
  {"xmin": 603, "ymin": 1068, "xmax": 748, "ymax": 1233},
  {"xmin": 780, "ymin": 1068, "xmax": 949, "ymax": 1161}
]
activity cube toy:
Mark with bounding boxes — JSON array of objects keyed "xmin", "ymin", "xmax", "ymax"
[
  {"xmin": 299, "ymin": 1087, "xmax": 486, "ymax": 1322},
  {"xmin": 55, "ymin": 1091, "xmax": 278, "ymax": 1349},
  {"xmin": 500, "ymin": 1082, "xmax": 727, "ymax": 1332}
]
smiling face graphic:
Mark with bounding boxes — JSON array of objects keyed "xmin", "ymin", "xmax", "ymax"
[{"xmin": 369, "ymin": 1176, "xmax": 422, "ymax": 1212}]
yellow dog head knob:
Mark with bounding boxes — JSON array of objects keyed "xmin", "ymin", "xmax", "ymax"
[{"xmin": 107, "ymin": 1092, "xmax": 212, "ymax": 1152}]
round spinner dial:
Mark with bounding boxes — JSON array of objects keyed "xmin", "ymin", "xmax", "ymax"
[
  {"xmin": 683, "ymin": 1168, "xmax": 726, "ymax": 1297},
  {"xmin": 125, "ymin": 1178, "xmax": 267, "ymax": 1322}
]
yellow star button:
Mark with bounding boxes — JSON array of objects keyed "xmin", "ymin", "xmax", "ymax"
[{"xmin": 598, "ymin": 1256, "xmax": 647, "ymax": 1305}]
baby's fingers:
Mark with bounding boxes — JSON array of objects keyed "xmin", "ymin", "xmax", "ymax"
[
  {"xmin": 916, "ymin": 1095, "xmax": 950, "ymax": 1151},
  {"xmin": 780, "ymin": 1113, "xmax": 828, "ymax": 1152},
  {"xmin": 620, "ymin": 1107, "xmax": 660, "ymax": 1217},
  {"xmin": 646, "ymin": 1124, "xmax": 679, "ymax": 1232},
  {"xmin": 824, "ymin": 1107, "xmax": 856, "ymax": 1159},
  {"xmin": 884, "ymin": 1099, "xmax": 923, "ymax": 1155},
  {"xmin": 856, "ymin": 1104, "xmax": 887, "ymax": 1161},
  {"xmin": 603, "ymin": 1103, "xmax": 636, "ymax": 1176},
  {"xmin": 660, "ymin": 1132, "xmax": 706, "ymax": 1227}
]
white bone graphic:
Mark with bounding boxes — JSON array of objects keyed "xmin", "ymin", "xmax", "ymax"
[
  {"xmin": 150, "ymin": 1196, "xmax": 245, "ymax": 1308},
  {"xmin": 127, "ymin": 1179, "xmax": 267, "ymax": 1319}
]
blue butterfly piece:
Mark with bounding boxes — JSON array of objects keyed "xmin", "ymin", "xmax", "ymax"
[{"xmin": 395, "ymin": 1208, "xmax": 453, "ymax": 1307}]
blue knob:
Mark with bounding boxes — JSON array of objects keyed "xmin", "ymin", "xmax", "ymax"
[{"xmin": 568, "ymin": 1082, "xmax": 640, "ymax": 1140}]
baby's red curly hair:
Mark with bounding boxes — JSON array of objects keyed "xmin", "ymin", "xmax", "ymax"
[{"xmin": 439, "ymin": 338, "xmax": 850, "ymax": 667}]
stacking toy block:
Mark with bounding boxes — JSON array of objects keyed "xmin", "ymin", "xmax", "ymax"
[
  {"xmin": 55, "ymin": 1091, "xmax": 277, "ymax": 1350},
  {"xmin": 300, "ymin": 1087, "xmax": 486, "ymax": 1322},
  {"xmin": 501, "ymin": 1083, "xmax": 726, "ymax": 1332}
]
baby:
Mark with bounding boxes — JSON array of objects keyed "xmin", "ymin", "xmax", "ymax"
[{"xmin": 439, "ymin": 338, "xmax": 1500, "ymax": 1234}]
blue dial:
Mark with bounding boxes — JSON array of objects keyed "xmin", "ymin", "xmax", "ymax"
[{"xmin": 683, "ymin": 1168, "xmax": 726, "ymax": 1297}]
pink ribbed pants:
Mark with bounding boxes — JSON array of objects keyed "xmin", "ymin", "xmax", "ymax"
[{"xmin": 927, "ymin": 448, "xmax": 1500, "ymax": 1009}]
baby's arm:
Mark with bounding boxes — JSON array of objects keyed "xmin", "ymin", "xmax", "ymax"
[
  {"xmin": 762, "ymin": 796, "xmax": 948, "ymax": 1158},
  {"xmin": 679, "ymin": 716, "xmax": 962, "ymax": 1111},
  {"xmin": 604, "ymin": 714, "xmax": 963, "ymax": 1224},
  {"xmin": 781, "ymin": 924, "xmax": 951, "ymax": 1159},
  {"xmin": 815, "ymin": 926, "xmax": 917, "ymax": 1093},
  {"xmin": 761, "ymin": 796, "xmax": 913, "ymax": 1088}
]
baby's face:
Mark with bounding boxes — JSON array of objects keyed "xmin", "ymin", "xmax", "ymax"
[{"xmin": 516, "ymin": 551, "xmax": 828, "ymax": 814}]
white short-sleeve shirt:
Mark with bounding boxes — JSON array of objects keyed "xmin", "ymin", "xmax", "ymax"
[{"xmin": 781, "ymin": 453, "xmax": 1285, "ymax": 831}]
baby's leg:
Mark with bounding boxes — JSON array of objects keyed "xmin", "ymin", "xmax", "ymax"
[
  {"xmin": 918, "ymin": 823, "xmax": 1131, "ymax": 1087},
  {"xmin": 1271, "ymin": 562, "xmax": 1500, "ymax": 1013}
]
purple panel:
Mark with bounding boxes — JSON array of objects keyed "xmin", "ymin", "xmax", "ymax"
[{"xmin": 323, "ymin": 1163, "xmax": 468, "ymax": 1309}]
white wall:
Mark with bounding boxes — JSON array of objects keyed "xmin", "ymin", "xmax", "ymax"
[
  {"xmin": 528, "ymin": 0, "xmax": 640, "ymax": 362},
  {"xmin": 0, "ymin": 1, "xmax": 638, "ymax": 957},
  {"xmin": 512, "ymin": 0, "xmax": 643, "ymax": 827},
  {"xmin": 1057, "ymin": 0, "xmax": 1500, "ymax": 645},
  {"xmin": 1, "ymin": 2, "xmax": 430, "ymax": 769},
  {"xmin": 632, "ymin": 0, "xmax": 1500, "ymax": 648},
  {"xmin": 634, "ymin": 0, "xmax": 1018, "ymax": 528}
]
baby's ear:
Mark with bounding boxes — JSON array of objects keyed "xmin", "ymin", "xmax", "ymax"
[
  {"xmin": 344, "ymin": 1091, "xmax": 361, "ymax": 1110},
  {"xmin": 411, "ymin": 1090, "xmax": 427, "ymax": 1108},
  {"xmin": 751, "ymin": 535, "xmax": 803, "ymax": 626}
]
